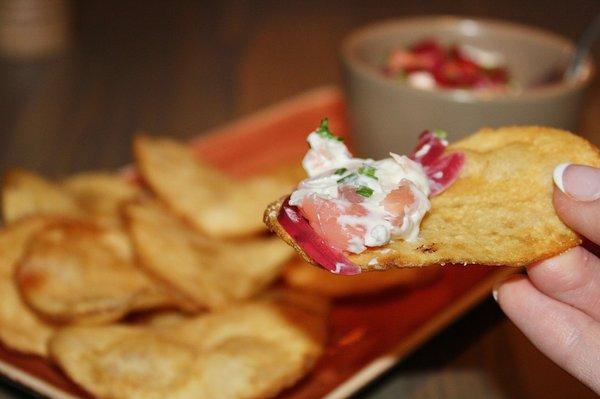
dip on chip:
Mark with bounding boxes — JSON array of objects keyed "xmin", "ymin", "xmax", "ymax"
[
  {"xmin": 265, "ymin": 125, "xmax": 600, "ymax": 273},
  {"xmin": 49, "ymin": 292, "xmax": 328, "ymax": 399}
]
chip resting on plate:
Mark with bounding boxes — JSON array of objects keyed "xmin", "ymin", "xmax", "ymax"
[
  {"xmin": 16, "ymin": 221, "xmax": 182, "ymax": 324},
  {"xmin": 133, "ymin": 135, "xmax": 294, "ymax": 238},
  {"xmin": 2, "ymin": 169, "xmax": 141, "ymax": 229},
  {"xmin": 125, "ymin": 201, "xmax": 294, "ymax": 309},
  {"xmin": 49, "ymin": 291, "xmax": 328, "ymax": 399},
  {"xmin": 2, "ymin": 169, "xmax": 84, "ymax": 223},
  {"xmin": 62, "ymin": 171, "xmax": 142, "ymax": 228},
  {"xmin": 265, "ymin": 126, "xmax": 600, "ymax": 271},
  {"xmin": 0, "ymin": 216, "xmax": 56, "ymax": 356}
]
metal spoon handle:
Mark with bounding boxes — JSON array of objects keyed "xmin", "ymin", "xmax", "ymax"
[{"xmin": 566, "ymin": 12, "xmax": 600, "ymax": 80}]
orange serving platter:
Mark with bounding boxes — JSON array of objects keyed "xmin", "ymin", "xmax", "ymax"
[{"xmin": 0, "ymin": 86, "xmax": 514, "ymax": 399}]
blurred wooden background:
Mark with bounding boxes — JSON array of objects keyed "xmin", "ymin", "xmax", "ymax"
[{"xmin": 0, "ymin": 1, "xmax": 599, "ymax": 398}]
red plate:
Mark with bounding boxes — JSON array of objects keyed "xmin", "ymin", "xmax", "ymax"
[{"xmin": 0, "ymin": 86, "xmax": 515, "ymax": 399}]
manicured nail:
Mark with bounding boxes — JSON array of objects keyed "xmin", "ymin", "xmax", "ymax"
[
  {"xmin": 492, "ymin": 284, "xmax": 499, "ymax": 301},
  {"xmin": 553, "ymin": 163, "xmax": 600, "ymax": 202}
]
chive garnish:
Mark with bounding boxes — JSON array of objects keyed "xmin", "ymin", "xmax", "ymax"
[
  {"xmin": 358, "ymin": 165, "xmax": 378, "ymax": 180},
  {"xmin": 315, "ymin": 118, "xmax": 343, "ymax": 141},
  {"xmin": 356, "ymin": 186, "xmax": 374, "ymax": 197},
  {"xmin": 432, "ymin": 129, "xmax": 448, "ymax": 139},
  {"xmin": 334, "ymin": 167, "xmax": 348, "ymax": 175},
  {"xmin": 336, "ymin": 173, "xmax": 356, "ymax": 184}
]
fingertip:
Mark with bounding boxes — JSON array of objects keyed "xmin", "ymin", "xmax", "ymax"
[
  {"xmin": 552, "ymin": 186, "xmax": 578, "ymax": 224},
  {"xmin": 527, "ymin": 246, "xmax": 594, "ymax": 294},
  {"xmin": 528, "ymin": 246, "xmax": 582, "ymax": 274},
  {"xmin": 526, "ymin": 246, "xmax": 600, "ymax": 321},
  {"xmin": 553, "ymin": 187, "xmax": 600, "ymax": 246},
  {"xmin": 493, "ymin": 274, "xmax": 529, "ymax": 310},
  {"xmin": 553, "ymin": 164, "xmax": 600, "ymax": 202},
  {"xmin": 552, "ymin": 186, "xmax": 570, "ymax": 214}
]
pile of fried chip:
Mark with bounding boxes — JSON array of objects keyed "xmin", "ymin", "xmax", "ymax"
[{"xmin": 0, "ymin": 135, "xmax": 440, "ymax": 399}]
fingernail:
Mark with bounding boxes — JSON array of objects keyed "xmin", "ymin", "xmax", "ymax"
[
  {"xmin": 492, "ymin": 280, "xmax": 504, "ymax": 302},
  {"xmin": 553, "ymin": 163, "xmax": 600, "ymax": 202}
]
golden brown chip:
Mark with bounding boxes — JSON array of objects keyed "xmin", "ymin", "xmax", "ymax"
[
  {"xmin": 125, "ymin": 201, "xmax": 294, "ymax": 309},
  {"xmin": 0, "ymin": 216, "xmax": 56, "ymax": 356},
  {"xmin": 283, "ymin": 258, "xmax": 441, "ymax": 297},
  {"xmin": 49, "ymin": 292, "xmax": 328, "ymax": 399},
  {"xmin": 2, "ymin": 169, "xmax": 83, "ymax": 223},
  {"xmin": 2, "ymin": 169, "xmax": 141, "ymax": 230},
  {"xmin": 265, "ymin": 126, "xmax": 600, "ymax": 270},
  {"xmin": 134, "ymin": 135, "xmax": 294, "ymax": 238},
  {"xmin": 16, "ymin": 221, "xmax": 180, "ymax": 324},
  {"xmin": 129, "ymin": 310, "xmax": 191, "ymax": 329},
  {"xmin": 62, "ymin": 172, "xmax": 142, "ymax": 228}
]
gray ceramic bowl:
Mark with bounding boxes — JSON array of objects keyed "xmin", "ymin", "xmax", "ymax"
[{"xmin": 341, "ymin": 16, "xmax": 595, "ymax": 158}]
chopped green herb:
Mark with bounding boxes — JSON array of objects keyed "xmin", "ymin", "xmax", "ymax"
[
  {"xmin": 334, "ymin": 167, "xmax": 348, "ymax": 175},
  {"xmin": 358, "ymin": 165, "xmax": 378, "ymax": 180},
  {"xmin": 315, "ymin": 118, "xmax": 343, "ymax": 141},
  {"xmin": 336, "ymin": 173, "xmax": 356, "ymax": 184},
  {"xmin": 432, "ymin": 129, "xmax": 448, "ymax": 139},
  {"xmin": 356, "ymin": 186, "xmax": 374, "ymax": 197}
]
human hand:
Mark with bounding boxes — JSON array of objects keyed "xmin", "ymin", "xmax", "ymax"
[{"xmin": 495, "ymin": 164, "xmax": 600, "ymax": 394}]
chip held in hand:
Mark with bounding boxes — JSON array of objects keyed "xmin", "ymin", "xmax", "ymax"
[{"xmin": 265, "ymin": 125, "xmax": 600, "ymax": 272}]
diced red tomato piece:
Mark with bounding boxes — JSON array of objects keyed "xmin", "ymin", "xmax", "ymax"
[
  {"xmin": 433, "ymin": 58, "xmax": 480, "ymax": 88},
  {"xmin": 385, "ymin": 38, "xmax": 510, "ymax": 90}
]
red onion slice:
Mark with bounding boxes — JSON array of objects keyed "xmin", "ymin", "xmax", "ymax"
[
  {"xmin": 410, "ymin": 130, "xmax": 465, "ymax": 196},
  {"xmin": 425, "ymin": 152, "xmax": 466, "ymax": 196},
  {"xmin": 278, "ymin": 198, "xmax": 362, "ymax": 275},
  {"xmin": 410, "ymin": 130, "xmax": 447, "ymax": 166}
]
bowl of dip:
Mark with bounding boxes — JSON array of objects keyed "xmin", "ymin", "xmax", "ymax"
[{"xmin": 341, "ymin": 16, "xmax": 595, "ymax": 158}]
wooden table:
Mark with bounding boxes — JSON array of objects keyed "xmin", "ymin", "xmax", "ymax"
[{"xmin": 0, "ymin": 1, "xmax": 599, "ymax": 398}]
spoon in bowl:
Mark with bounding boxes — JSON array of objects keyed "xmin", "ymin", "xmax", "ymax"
[{"xmin": 564, "ymin": 12, "xmax": 600, "ymax": 82}]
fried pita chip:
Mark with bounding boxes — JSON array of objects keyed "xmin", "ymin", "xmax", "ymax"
[
  {"xmin": 129, "ymin": 310, "xmax": 191, "ymax": 329},
  {"xmin": 49, "ymin": 292, "xmax": 328, "ymax": 399},
  {"xmin": 283, "ymin": 258, "xmax": 441, "ymax": 297},
  {"xmin": 16, "ymin": 221, "xmax": 181, "ymax": 324},
  {"xmin": 0, "ymin": 216, "xmax": 55, "ymax": 356},
  {"xmin": 62, "ymin": 172, "xmax": 142, "ymax": 228},
  {"xmin": 265, "ymin": 126, "xmax": 600, "ymax": 270},
  {"xmin": 2, "ymin": 169, "xmax": 141, "ymax": 229},
  {"xmin": 125, "ymin": 201, "xmax": 294, "ymax": 309},
  {"xmin": 2, "ymin": 169, "xmax": 83, "ymax": 223},
  {"xmin": 134, "ymin": 135, "xmax": 294, "ymax": 238}
]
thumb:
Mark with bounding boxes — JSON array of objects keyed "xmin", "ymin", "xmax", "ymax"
[{"xmin": 553, "ymin": 163, "xmax": 600, "ymax": 245}]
